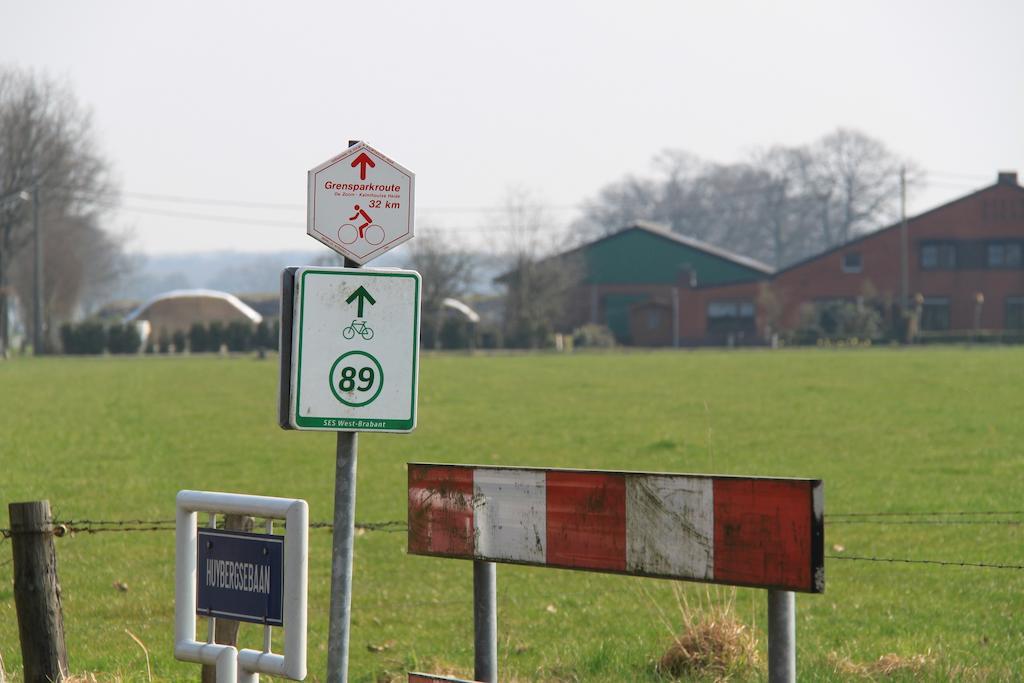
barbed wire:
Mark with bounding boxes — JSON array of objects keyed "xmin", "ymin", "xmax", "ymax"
[
  {"xmin": 1, "ymin": 511, "xmax": 1022, "ymax": 536},
  {"xmin": 0, "ymin": 519, "xmax": 409, "ymax": 538},
  {"xmin": 827, "ymin": 555, "xmax": 1024, "ymax": 570},
  {"xmin": 828, "ymin": 510, "xmax": 1024, "ymax": 518},
  {"xmin": 3, "ymin": 516, "xmax": 1023, "ymax": 572},
  {"xmin": 58, "ymin": 518, "xmax": 175, "ymax": 525},
  {"xmin": 828, "ymin": 519, "xmax": 1021, "ymax": 525}
]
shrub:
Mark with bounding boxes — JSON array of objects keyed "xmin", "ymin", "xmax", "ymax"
[
  {"xmin": 478, "ymin": 325, "xmax": 502, "ymax": 349},
  {"xmin": 59, "ymin": 323, "xmax": 74, "ymax": 353},
  {"xmin": 254, "ymin": 320, "xmax": 277, "ymax": 350},
  {"xmin": 107, "ymin": 323, "xmax": 141, "ymax": 354},
  {"xmin": 439, "ymin": 317, "xmax": 473, "ymax": 349},
  {"xmin": 207, "ymin": 322, "xmax": 225, "ymax": 352},
  {"xmin": 157, "ymin": 328, "xmax": 171, "ymax": 354},
  {"xmin": 60, "ymin": 321, "xmax": 107, "ymax": 355},
  {"xmin": 188, "ymin": 323, "xmax": 208, "ymax": 352},
  {"xmin": 172, "ymin": 329, "xmax": 187, "ymax": 353},
  {"xmin": 572, "ymin": 324, "xmax": 616, "ymax": 348},
  {"xmin": 793, "ymin": 301, "xmax": 882, "ymax": 344},
  {"xmin": 225, "ymin": 321, "xmax": 253, "ymax": 352}
]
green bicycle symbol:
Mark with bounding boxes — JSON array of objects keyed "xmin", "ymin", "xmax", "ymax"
[{"xmin": 342, "ymin": 319, "xmax": 374, "ymax": 341}]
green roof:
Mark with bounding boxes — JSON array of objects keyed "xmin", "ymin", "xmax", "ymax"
[{"xmin": 576, "ymin": 222, "xmax": 772, "ymax": 286}]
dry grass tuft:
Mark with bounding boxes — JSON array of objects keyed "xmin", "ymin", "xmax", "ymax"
[
  {"xmin": 828, "ymin": 650, "xmax": 932, "ymax": 678},
  {"xmin": 656, "ymin": 613, "xmax": 759, "ymax": 680},
  {"xmin": 644, "ymin": 583, "xmax": 760, "ymax": 681}
]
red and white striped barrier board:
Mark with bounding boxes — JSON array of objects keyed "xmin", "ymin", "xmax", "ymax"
[{"xmin": 408, "ymin": 464, "xmax": 824, "ymax": 593}]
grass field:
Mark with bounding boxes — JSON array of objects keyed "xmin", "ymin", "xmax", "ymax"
[{"xmin": 1, "ymin": 348, "xmax": 1023, "ymax": 681}]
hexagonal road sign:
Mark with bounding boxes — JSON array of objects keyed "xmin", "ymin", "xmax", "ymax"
[{"xmin": 307, "ymin": 142, "xmax": 415, "ymax": 264}]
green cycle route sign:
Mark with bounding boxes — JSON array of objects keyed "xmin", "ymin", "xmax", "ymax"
[{"xmin": 280, "ymin": 267, "xmax": 421, "ymax": 432}]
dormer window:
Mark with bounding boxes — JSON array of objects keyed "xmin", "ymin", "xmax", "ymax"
[{"xmin": 841, "ymin": 252, "xmax": 862, "ymax": 273}]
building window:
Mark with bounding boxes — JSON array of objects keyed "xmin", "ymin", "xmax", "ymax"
[
  {"xmin": 920, "ymin": 297, "xmax": 950, "ymax": 331},
  {"xmin": 1007, "ymin": 297, "xmax": 1024, "ymax": 330},
  {"xmin": 707, "ymin": 301, "xmax": 755, "ymax": 335},
  {"xmin": 920, "ymin": 242, "xmax": 957, "ymax": 270},
  {"xmin": 987, "ymin": 242, "xmax": 1023, "ymax": 269},
  {"xmin": 646, "ymin": 310, "xmax": 661, "ymax": 330},
  {"xmin": 841, "ymin": 252, "xmax": 862, "ymax": 273}
]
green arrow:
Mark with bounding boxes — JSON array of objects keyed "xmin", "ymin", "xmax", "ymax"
[{"xmin": 345, "ymin": 285, "xmax": 376, "ymax": 317}]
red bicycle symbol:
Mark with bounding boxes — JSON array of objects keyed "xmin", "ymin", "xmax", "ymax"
[{"xmin": 338, "ymin": 204, "xmax": 384, "ymax": 245}]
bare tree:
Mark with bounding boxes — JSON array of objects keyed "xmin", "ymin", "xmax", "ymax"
[
  {"xmin": 404, "ymin": 229, "xmax": 475, "ymax": 348},
  {"xmin": 0, "ymin": 67, "xmax": 120, "ymax": 353},
  {"xmin": 500, "ymin": 188, "xmax": 582, "ymax": 348},
  {"xmin": 10, "ymin": 211, "xmax": 129, "ymax": 334},
  {"xmin": 804, "ymin": 128, "xmax": 920, "ymax": 247},
  {"xmin": 574, "ymin": 128, "xmax": 918, "ymax": 269},
  {"xmin": 749, "ymin": 146, "xmax": 821, "ymax": 267},
  {"xmin": 575, "ymin": 174, "xmax": 661, "ymax": 239}
]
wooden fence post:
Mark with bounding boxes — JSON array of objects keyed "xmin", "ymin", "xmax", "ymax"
[
  {"xmin": 201, "ymin": 514, "xmax": 255, "ymax": 683},
  {"xmin": 9, "ymin": 500, "xmax": 69, "ymax": 683}
]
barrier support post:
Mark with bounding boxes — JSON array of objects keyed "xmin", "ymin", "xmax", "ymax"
[
  {"xmin": 767, "ymin": 589, "xmax": 795, "ymax": 683},
  {"xmin": 473, "ymin": 560, "xmax": 497, "ymax": 682}
]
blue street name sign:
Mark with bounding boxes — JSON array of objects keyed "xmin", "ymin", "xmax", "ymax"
[{"xmin": 197, "ymin": 528, "xmax": 284, "ymax": 626}]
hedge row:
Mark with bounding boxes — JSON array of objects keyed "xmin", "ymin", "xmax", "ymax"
[
  {"xmin": 58, "ymin": 320, "xmax": 280, "ymax": 355},
  {"xmin": 60, "ymin": 322, "xmax": 142, "ymax": 355}
]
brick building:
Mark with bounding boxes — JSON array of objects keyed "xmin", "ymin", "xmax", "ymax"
[
  {"xmin": 678, "ymin": 171, "xmax": 1024, "ymax": 343},
  {"xmin": 502, "ymin": 173, "xmax": 1023, "ymax": 346},
  {"xmin": 785, "ymin": 171, "xmax": 1022, "ymax": 335}
]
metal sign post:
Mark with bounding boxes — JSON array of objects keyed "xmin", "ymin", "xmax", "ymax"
[
  {"xmin": 282, "ymin": 141, "xmax": 418, "ymax": 683},
  {"xmin": 327, "ymin": 430, "xmax": 358, "ymax": 682}
]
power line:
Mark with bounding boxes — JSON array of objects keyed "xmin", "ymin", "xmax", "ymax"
[
  {"xmin": 47, "ymin": 169, "xmax": 998, "ymax": 233},
  {"xmin": 66, "ymin": 188, "xmax": 583, "ymax": 215},
  {"xmin": 117, "ymin": 191, "xmax": 303, "ymax": 211},
  {"xmin": 54, "ymin": 167, "xmax": 994, "ymax": 218},
  {"xmin": 102, "ymin": 200, "xmax": 571, "ymax": 234},
  {"xmin": 101, "ymin": 201, "xmax": 305, "ymax": 229},
  {"xmin": 923, "ymin": 169, "xmax": 993, "ymax": 181}
]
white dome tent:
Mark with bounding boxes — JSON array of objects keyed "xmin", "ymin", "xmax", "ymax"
[{"xmin": 124, "ymin": 289, "xmax": 263, "ymax": 348}]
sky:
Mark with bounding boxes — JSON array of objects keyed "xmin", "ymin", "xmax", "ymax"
[{"xmin": 2, "ymin": 0, "xmax": 1022, "ymax": 255}]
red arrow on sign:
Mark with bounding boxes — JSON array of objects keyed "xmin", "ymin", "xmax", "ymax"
[{"xmin": 351, "ymin": 152, "xmax": 376, "ymax": 180}]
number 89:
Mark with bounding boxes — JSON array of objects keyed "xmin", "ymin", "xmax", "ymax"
[{"xmin": 339, "ymin": 366, "xmax": 374, "ymax": 392}]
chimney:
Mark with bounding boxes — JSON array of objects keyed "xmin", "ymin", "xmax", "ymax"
[{"xmin": 997, "ymin": 171, "xmax": 1018, "ymax": 186}]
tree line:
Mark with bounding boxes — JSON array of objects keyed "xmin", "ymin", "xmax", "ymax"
[
  {"xmin": 573, "ymin": 129, "xmax": 918, "ymax": 268},
  {"xmin": 0, "ymin": 67, "xmax": 128, "ymax": 355}
]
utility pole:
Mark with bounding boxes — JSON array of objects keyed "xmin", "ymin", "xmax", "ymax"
[
  {"xmin": 899, "ymin": 167, "xmax": 908, "ymax": 311},
  {"xmin": 32, "ymin": 184, "xmax": 43, "ymax": 354}
]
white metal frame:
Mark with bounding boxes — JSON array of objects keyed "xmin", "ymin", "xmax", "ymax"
[{"xmin": 175, "ymin": 490, "xmax": 308, "ymax": 682}]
